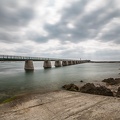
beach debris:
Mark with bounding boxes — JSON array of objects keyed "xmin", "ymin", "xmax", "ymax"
[
  {"xmin": 102, "ymin": 78, "xmax": 120, "ymax": 85},
  {"xmin": 80, "ymin": 83, "xmax": 113, "ymax": 96},
  {"xmin": 62, "ymin": 83, "xmax": 79, "ymax": 91}
]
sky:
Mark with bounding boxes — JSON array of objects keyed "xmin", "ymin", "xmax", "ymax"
[{"xmin": 0, "ymin": 0, "xmax": 120, "ymax": 60}]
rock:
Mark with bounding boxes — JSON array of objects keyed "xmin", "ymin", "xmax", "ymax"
[
  {"xmin": 62, "ymin": 83, "xmax": 79, "ymax": 91},
  {"xmin": 80, "ymin": 80, "xmax": 83, "ymax": 82},
  {"xmin": 116, "ymin": 87, "xmax": 120, "ymax": 97},
  {"xmin": 102, "ymin": 78, "xmax": 120, "ymax": 85},
  {"xmin": 95, "ymin": 86, "xmax": 113, "ymax": 96},
  {"xmin": 115, "ymin": 78, "xmax": 120, "ymax": 84},
  {"xmin": 80, "ymin": 83, "xmax": 113, "ymax": 96},
  {"xmin": 80, "ymin": 83, "xmax": 96, "ymax": 93},
  {"xmin": 102, "ymin": 78, "xmax": 117, "ymax": 85}
]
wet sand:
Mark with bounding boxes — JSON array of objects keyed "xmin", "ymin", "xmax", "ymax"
[{"xmin": 0, "ymin": 90, "xmax": 120, "ymax": 120}]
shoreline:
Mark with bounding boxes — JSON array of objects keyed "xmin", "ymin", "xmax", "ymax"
[
  {"xmin": 0, "ymin": 79, "xmax": 120, "ymax": 120},
  {"xmin": 1, "ymin": 78, "xmax": 120, "ymax": 104}
]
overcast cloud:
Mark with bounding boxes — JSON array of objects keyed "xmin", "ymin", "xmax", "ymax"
[{"xmin": 0, "ymin": 0, "xmax": 120, "ymax": 60}]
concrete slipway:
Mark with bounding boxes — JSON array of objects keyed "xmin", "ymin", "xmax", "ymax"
[{"xmin": 0, "ymin": 90, "xmax": 120, "ymax": 120}]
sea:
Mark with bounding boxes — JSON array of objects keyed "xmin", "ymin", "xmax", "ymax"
[{"xmin": 0, "ymin": 61, "xmax": 120, "ymax": 102}]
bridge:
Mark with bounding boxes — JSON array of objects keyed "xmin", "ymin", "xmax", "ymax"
[{"xmin": 0, "ymin": 55, "xmax": 90, "ymax": 71}]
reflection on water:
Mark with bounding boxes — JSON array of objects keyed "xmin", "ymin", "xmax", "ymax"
[
  {"xmin": 0, "ymin": 62, "xmax": 120, "ymax": 99},
  {"xmin": 25, "ymin": 70, "xmax": 34, "ymax": 74}
]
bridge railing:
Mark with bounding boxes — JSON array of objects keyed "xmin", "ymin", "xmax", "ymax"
[{"xmin": 0, "ymin": 55, "xmax": 78, "ymax": 61}]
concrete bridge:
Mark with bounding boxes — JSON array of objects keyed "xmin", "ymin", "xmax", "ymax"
[{"xmin": 0, "ymin": 55, "xmax": 90, "ymax": 71}]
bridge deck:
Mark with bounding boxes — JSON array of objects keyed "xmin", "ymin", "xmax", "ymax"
[{"xmin": 0, "ymin": 55, "xmax": 82, "ymax": 61}]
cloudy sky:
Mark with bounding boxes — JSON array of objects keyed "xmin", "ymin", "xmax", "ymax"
[{"xmin": 0, "ymin": 0, "xmax": 120, "ymax": 60}]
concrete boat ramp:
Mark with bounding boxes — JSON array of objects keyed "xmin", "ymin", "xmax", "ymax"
[{"xmin": 0, "ymin": 90, "xmax": 120, "ymax": 120}]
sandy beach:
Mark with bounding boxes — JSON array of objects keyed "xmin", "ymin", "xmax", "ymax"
[{"xmin": 0, "ymin": 89, "xmax": 120, "ymax": 120}]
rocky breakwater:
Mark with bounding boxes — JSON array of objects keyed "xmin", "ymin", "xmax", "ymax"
[
  {"xmin": 102, "ymin": 77, "xmax": 120, "ymax": 96},
  {"xmin": 62, "ymin": 77, "xmax": 120, "ymax": 97},
  {"xmin": 80, "ymin": 83, "xmax": 113, "ymax": 96},
  {"xmin": 102, "ymin": 78, "xmax": 120, "ymax": 85},
  {"xmin": 62, "ymin": 83, "xmax": 113, "ymax": 96},
  {"xmin": 62, "ymin": 83, "xmax": 79, "ymax": 91}
]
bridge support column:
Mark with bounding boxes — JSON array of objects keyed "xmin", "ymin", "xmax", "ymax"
[
  {"xmin": 68, "ymin": 61, "xmax": 73, "ymax": 65},
  {"xmin": 24, "ymin": 60, "xmax": 34, "ymax": 71},
  {"xmin": 43, "ymin": 60, "xmax": 52, "ymax": 69},
  {"xmin": 73, "ymin": 61, "xmax": 76, "ymax": 65},
  {"xmin": 55, "ymin": 61, "xmax": 61, "ymax": 67},
  {"xmin": 62, "ymin": 61, "xmax": 68, "ymax": 66},
  {"xmin": 71, "ymin": 61, "xmax": 74, "ymax": 65}
]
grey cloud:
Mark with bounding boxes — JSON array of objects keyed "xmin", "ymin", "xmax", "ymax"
[
  {"xmin": 92, "ymin": 49, "xmax": 120, "ymax": 60},
  {"xmin": 0, "ymin": 4, "xmax": 35, "ymax": 30},
  {"xmin": 20, "ymin": 0, "xmax": 120, "ymax": 43},
  {"xmin": 0, "ymin": 0, "xmax": 120, "ymax": 45},
  {"xmin": 0, "ymin": 0, "xmax": 35, "ymax": 43},
  {"xmin": 43, "ymin": 0, "xmax": 90, "ymax": 42},
  {"xmin": 13, "ymin": 47, "xmax": 33, "ymax": 56},
  {"xmin": 61, "ymin": 0, "xmax": 89, "ymax": 21},
  {"xmin": 99, "ymin": 26, "xmax": 120, "ymax": 44},
  {"xmin": 27, "ymin": 31, "xmax": 49, "ymax": 43},
  {"xmin": 38, "ymin": 49, "xmax": 84, "ymax": 59},
  {"xmin": 0, "ymin": 29, "xmax": 27, "ymax": 43},
  {"xmin": 26, "ymin": 0, "xmax": 90, "ymax": 43},
  {"xmin": 54, "ymin": 47, "xmax": 84, "ymax": 59},
  {"xmin": 0, "ymin": 31, "xmax": 20, "ymax": 43},
  {"xmin": 40, "ymin": 0, "xmax": 120, "ymax": 44}
]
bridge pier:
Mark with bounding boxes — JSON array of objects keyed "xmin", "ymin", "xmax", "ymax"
[
  {"xmin": 43, "ymin": 60, "xmax": 52, "ymax": 69},
  {"xmin": 24, "ymin": 60, "xmax": 34, "ymax": 71},
  {"xmin": 71, "ymin": 61, "xmax": 74, "ymax": 65},
  {"xmin": 62, "ymin": 61, "xmax": 68, "ymax": 66},
  {"xmin": 73, "ymin": 61, "xmax": 76, "ymax": 65},
  {"xmin": 68, "ymin": 61, "xmax": 72, "ymax": 65},
  {"xmin": 55, "ymin": 61, "xmax": 61, "ymax": 67}
]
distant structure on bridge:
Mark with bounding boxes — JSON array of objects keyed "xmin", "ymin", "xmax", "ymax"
[{"xmin": 0, "ymin": 55, "xmax": 90, "ymax": 71}]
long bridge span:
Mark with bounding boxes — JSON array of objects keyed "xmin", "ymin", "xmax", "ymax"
[{"xmin": 0, "ymin": 55, "xmax": 90, "ymax": 71}]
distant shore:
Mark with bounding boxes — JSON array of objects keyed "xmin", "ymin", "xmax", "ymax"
[{"xmin": 90, "ymin": 61, "xmax": 120, "ymax": 63}]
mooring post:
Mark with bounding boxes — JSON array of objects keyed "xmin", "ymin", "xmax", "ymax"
[
  {"xmin": 43, "ymin": 60, "xmax": 52, "ymax": 69},
  {"xmin": 24, "ymin": 60, "xmax": 34, "ymax": 71}
]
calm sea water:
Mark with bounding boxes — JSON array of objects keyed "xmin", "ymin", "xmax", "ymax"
[{"xmin": 0, "ymin": 61, "xmax": 120, "ymax": 101}]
